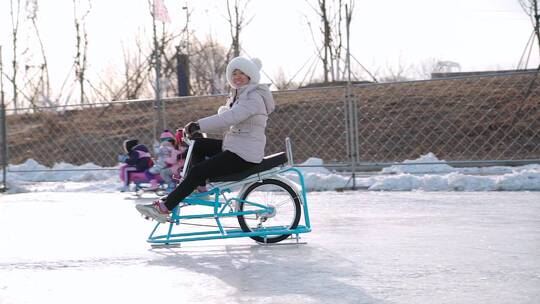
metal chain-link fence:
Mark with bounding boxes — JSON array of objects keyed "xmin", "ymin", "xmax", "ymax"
[
  {"xmin": 353, "ymin": 71, "xmax": 540, "ymax": 166},
  {"xmin": 1, "ymin": 71, "xmax": 539, "ymax": 186},
  {"xmin": 1, "ymin": 101, "xmax": 6, "ymax": 190}
]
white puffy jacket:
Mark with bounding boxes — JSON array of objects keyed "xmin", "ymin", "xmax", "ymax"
[{"xmin": 197, "ymin": 83, "xmax": 275, "ymax": 163}]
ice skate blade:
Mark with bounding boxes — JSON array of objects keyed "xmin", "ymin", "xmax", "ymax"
[
  {"xmin": 256, "ymin": 241, "xmax": 308, "ymax": 246},
  {"xmin": 256, "ymin": 235, "xmax": 307, "ymax": 246},
  {"xmin": 150, "ymin": 243, "xmax": 182, "ymax": 249}
]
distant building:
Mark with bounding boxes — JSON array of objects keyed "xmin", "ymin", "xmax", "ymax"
[{"xmin": 434, "ymin": 61, "xmax": 461, "ymax": 74}]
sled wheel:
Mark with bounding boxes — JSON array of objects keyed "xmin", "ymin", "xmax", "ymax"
[{"xmin": 237, "ymin": 179, "xmax": 301, "ymax": 243}]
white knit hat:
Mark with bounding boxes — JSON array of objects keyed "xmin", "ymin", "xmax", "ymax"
[{"xmin": 226, "ymin": 56, "xmax": 262, "ymax": 88}]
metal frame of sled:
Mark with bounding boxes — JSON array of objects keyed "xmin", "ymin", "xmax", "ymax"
[{"xmin": 144, "ymin": 158, "xmax": 312, "ymax": 246}]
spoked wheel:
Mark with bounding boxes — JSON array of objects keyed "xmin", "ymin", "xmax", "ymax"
[{"xmin": 237, "ymin": 179, "xmax": 301, "ymax": 243}]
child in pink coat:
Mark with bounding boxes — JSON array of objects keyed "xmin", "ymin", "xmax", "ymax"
[{"xmin": 146, "ymin": 130, "xmax": 182, "ymax": 192}]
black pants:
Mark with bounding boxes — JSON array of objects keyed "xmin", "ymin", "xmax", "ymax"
[{"xmin": 164, "ymin": 138, "xmax": 257, "ymax": 211}]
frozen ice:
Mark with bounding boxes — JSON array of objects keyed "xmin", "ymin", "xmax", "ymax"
[{"xmin": 1, "ymin": 191, "xmax": 539, "ymax": 303}]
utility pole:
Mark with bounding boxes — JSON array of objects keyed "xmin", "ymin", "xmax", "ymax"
[
  {"xmin": 176, "ymin": 4, "xmax": 190, "ymax": 96},
  {"xmin": 183, "ymin": 3, "xmax": 189, "ymax": 58},
  {"xmin": 152, "ymin": 1, "xmax": 166, "ymax": 139}
]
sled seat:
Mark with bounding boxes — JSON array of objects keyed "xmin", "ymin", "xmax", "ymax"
[
  {"xmin": 209, "ymin": 152, "xmax": 288, "ymax": 182},
  {"xmin": 119, "ymin": 164, "xmax": 163, "ymax": 183},
  {"xmin": 128, "ymin": 172, "xmax": 163, "ymax": 184}
]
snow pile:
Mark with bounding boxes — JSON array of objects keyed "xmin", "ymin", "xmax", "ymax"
[
  {"xmin": 294, "ymin": 154, "xmax": 540, "ymax": 191},
  {"xmin": 381, "ymin": 152, "xmax": 455, "ymax": 174},
  {"xmin": 288, "ymin": 158, "xmax": 350, "ymax": 191},
  {"xmin": 366, "ymin": 153, "xmax": 540, "ymax": 191},
  {"xmin": 3, "ymin": 159, "xmax": 119, "ymax": 193},
  {"xmin": 7, "ymin": 159, "xmax": 116, "ymax": 182},
  {"xmin": 1, "ymin": 154, "xmax": 539, "ymax": 193},
  {"xmin": 367, "ymin": 169, "xmax": 540, "ymax": 191}
]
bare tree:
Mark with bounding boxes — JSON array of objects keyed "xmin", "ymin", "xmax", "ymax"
[
  {"xmin": 150, "ymin": 2, "xmax": 230, "ymax": 97},
  {"xmin": 97, "ymin": 1, "xmax": 190, "ymax": 101},
  {"xmin": 160, "ymin": 29, "xmax": 183, "ymax": 97},
  {"xmin": 25, "ymin": 0, "xmax": 52, "ymax": 107},
  {"xmin": 146, "ymin": 0, "xmax": 193, "ymax": 98},
  {"xmin": 122, "ymin": 39, "xmax": 153, "ymax": 100},
  {"xmin": 9, "ymin": 0, "xmax": 23, "ymax": 112},
  {"xmin": 518, "ymin": 0, "xmax": 540, "ymax": 68},
  {"xmin": 152, "ymin": 29, "xmax": 229, "ymax": 97},
  {"xmin": 307, "ymin": 0, "xmax": 355, "ymax": 83},
  {"xmin": 155, "ymin": 23, "xmax": 190, "ymax": 97},
  {"xmin": 99, "ymin": 1, "xmax": 229, "ymax": 99},
  {"xmin": 314, "ymin": 0, "xmax": 331, "ymax": 82},
  {"xmin": 73, "ymin": 0, "xmax": 91, "ymax": 104},
  {"xmin": 189, "ymin": 36, "xmax": 229, "ymax": 95},
  {"xmin": 274, "ymin": 67, "xmax": 299, "ymax": 90},
  {"xmin": 96, "ymin": 41, "xmax": 153, "ymax": 101},
  {"xmin": 376, "ymin": 58, "xmax": 413, "ymax": 83},
  {"xmin": 225, "ymin": 0, "xmax": 252, "ymax": 59}
]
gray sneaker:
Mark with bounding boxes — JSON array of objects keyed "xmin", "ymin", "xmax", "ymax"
[{"xmin": 136, "ymin": 201, "xmax": 170, "ymax": 223}]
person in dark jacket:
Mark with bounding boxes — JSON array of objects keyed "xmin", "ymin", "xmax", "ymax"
[{"xmin": 119, "ymin": 139, "xmax": 153, "ymax": 192}]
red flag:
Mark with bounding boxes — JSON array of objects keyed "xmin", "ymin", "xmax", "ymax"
[{"xmin": 154, "ymin": 0, "xmax": 171, "ymax": 23}]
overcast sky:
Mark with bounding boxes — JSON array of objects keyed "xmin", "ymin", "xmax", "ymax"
[{"xmin": 0, "ymin": 0, "xmax": 535, "ymax": 97}]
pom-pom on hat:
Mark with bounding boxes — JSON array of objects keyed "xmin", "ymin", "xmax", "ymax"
[
  {"xmin": 123, "ymin": 139, "xmax": 138, "ymax": 154},
  {"xmin": 159, "ymin": 130, "xmax": 175, "ymax": 142},
  {"xmin": 226, "ymin": 56, "xmax": 262, "ymax": 88}
]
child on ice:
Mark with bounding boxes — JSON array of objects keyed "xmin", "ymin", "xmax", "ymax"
[
  {"xmin": 146, "ymin": 130, "xmax": 182, "ymax": 193},
  {"xmin": 118, "ymin": 139, "xmax": 153, "ymax": 192}
]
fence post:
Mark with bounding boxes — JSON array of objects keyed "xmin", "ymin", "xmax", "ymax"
[
  {"xmin": 0, "ymin": 98, "xmax": 6, "ymax": 192},
  {"xmin": 152, "ymin": 13, "xmax": 167, "ymax": 143},
  {"xmin": 0, "ymin": 45, "xmax": 7, "ymax": 192},
  {"xmin": 344, "ymin": 8, "xmax": 358, "ymax": 190},
  {"xmin": 345, "ymin": 83, "xmax": 357, "ymax": 189},
  {"xmin": 285, "ymin": 137, "xmax": 294, "ymax": 166}
]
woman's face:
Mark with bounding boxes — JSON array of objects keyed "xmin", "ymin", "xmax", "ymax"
[{"xmin": 232, "ymin": 69, "xmax": 250, "ymax": 87}]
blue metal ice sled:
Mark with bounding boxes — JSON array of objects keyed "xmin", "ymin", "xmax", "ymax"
[{"xmin": 143, "ymin": 140, "xmax": 312, "ymax": 246}]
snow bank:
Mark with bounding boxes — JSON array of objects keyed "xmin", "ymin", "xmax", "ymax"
[
  {"xmin": 7, "ymin": 159, "xmax": 116, "ymax": 182},
  {"xmin": 3, "ymin": 159, "xmax": 119, "ymax": 193},
  {"xmin": 287, "ymin": 158, "xmax": 350, "ymax": 191},
  {"xmin": 381, "ymin": 152, "xmax": 455, "ymax": 174},
  {"xmin": 368, "ymin": 170, "xmax": 540, "ymax": 191},
  {"xmin": 1, "ymin": 154, "xmax": 539, "ymax": 193},
  {"xmin": 294, "ymin": 154, "xmax": 540, "ymax": 192}
]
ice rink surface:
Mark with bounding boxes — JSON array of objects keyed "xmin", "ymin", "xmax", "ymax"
[{"xmin": 1, "ymin": 191, "xmax": 539, "ymax": 303}]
